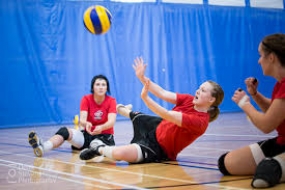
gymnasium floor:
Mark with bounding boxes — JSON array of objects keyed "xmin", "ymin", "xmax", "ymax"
[{"xmin": 0, "ymin": 112, "xmax": 284, "ymax": 190}]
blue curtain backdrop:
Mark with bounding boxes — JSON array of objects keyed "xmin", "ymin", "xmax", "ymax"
[{"xmin": 0, "ymin": 0, "xmax": 285, "ymax": 128}]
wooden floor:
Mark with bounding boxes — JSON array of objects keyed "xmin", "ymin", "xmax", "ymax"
[{"xmin": 1, "ymin": 112, "xmax": 284, "ymax": 190}]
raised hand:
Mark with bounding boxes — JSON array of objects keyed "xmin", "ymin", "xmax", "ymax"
[
  {"xmin": 132, "ymin": 57, "xmax": 147, "ymax": 82},
  {"xmin": 232, "ymin": 88, "xmax": 250, "ymax": 108},
  {"xmin": 245, "ymin": 77, "xmax": 258, "ymax": 96}
]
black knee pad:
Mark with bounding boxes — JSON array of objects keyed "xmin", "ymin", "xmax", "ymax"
[
  {"xmin": 251, "ymin": 158, "xmax": 282, "ymax": 188},
  {"xmin": 218, "ymin": 153, "xmax": 231, "ymax": 175},
  {"xmin": 55, "ymin": 127, "xmax": 69, "ymax": 140}
]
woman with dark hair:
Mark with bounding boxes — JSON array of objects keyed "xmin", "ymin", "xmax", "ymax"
[
  {"xmin": 79, "ymin": 57, "xmax": 224, "ymax": 164},
  {"xmin": 217, "ymin": 33, "xmax": 285, "ymax": 188},
  {"xmin": 28, "ymin": 74, "xmax": 117, "ymax": 157}
]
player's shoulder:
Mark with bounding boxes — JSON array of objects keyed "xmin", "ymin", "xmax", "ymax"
[
  {"xmin": 82, "ymin": 94, "xmax": 93, "ymax": 99},
  {"xmin": 105, "ymin": 95, "xmax": 116, "ymax": 101},
  {"xmin": 177, "ymin": 93, "xmax": 194, "ymax": 100}
]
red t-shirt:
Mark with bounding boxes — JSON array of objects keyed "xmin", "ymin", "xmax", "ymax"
[
  {"xmin": 272, "ymin": 78, "xmax": 285, "ymax": 144},
  {"xmin": 156, "ymin": 93, "xmax": 210, "ymax": 160},
  {"xmin": 80, "ymin": 94, "xmax": 117, "ymax": 134}
]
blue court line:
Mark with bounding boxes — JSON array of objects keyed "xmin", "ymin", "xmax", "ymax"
[
  {"xmin": 162, "ymin": 162, "xmax": 219, "ymax": 171},
  {"xmin": 177, "ymin": 160, "xmax": 217, "ymax": 166},
  {"xmin": 0, "ymin": 142, "xmax": 73, "ymax": 154}
]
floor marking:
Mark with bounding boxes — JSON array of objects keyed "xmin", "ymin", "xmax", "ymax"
[
  {"xmin": 0, "ymin": 150, "xmax": 252, "ymax": 189},
  {"xmin": 0, "ymin": 159, "xmax": 148, "ymax": 190},
  {"xmin": 0, "ymin": 162, "xmax": 110, "ymax": 189}
]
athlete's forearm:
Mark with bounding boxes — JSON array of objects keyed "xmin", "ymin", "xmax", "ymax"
[
  {"xmin": 97, "ymin": 113, "xmax": 116, "ymax": 131},
  {"xmin": 242, "ymin": 104, "xmax": 274, "ymax": 134},
  {"xmin": 142, "ymin": 95, "xmax": 168, "ymax": 118},
  {"xmin": 251, "ymin": 92, "xmax": 271, "ymax": 112},
  {"xmin": 139, "ymin": 76, "xmax": 167, "ymax": 100}
]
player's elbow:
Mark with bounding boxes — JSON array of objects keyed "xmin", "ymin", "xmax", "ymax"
[{"xmin": 260, "ymin": 125, "xmax": 276, "ymax": 134}]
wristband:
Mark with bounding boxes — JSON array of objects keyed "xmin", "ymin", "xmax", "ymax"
[{"xmin": 238, "ymin": 95, "xmax": 249, "ymax": 108}]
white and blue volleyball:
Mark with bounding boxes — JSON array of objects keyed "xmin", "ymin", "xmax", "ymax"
[{"xmin": 83, "ymin": 5, "xmax": 112, "ymax": 35}]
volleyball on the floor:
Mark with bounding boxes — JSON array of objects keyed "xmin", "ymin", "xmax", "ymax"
[{"xmin": 83, "ymin": 5, "xmax": 112, "ymax": 35}]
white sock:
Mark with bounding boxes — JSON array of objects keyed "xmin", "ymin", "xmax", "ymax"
[
  {"xmin": 252, "ymin": 179, "xmax": 269, "ymax": 188},
  {"xmin": 100, "ymin": 146, "xmax": 115, "ymax": 159},
  {"xmin": 42, "ymin": 140, "xmax": 53, "ymax": 152}
]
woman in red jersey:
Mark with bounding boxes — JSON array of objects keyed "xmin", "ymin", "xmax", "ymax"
[
  {"xmin": 28, "ymin": 74, "xmax": 117, "ymax": 157},
  {"xmin": 217, "ymin": 33, "xmax": 285, "ymax": 188},
  {"xmin": 80, "ymin": 57, "xmax": 224, "ymax": 163}
]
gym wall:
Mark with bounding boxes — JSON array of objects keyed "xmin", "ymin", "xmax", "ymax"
[{"xmin": 1, "ymin": 0, "xmax": 284, "ymax": 128}]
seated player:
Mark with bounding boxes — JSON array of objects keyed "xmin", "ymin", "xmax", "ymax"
[{"xmin": 28, "ymin": 74, "xmax": 117, "ymax": 157}]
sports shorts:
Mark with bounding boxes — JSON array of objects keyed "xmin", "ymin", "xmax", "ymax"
[
  {"xmin": 258, "ymin": 137, "xmax": 285, "ymax": 157},
  {"xmin": 71, "ymin": 131, "xmax": 115, "ymax": 150},
  {"xmin": 129, "ymin": 111, "xmax": 169, "ymax": 163}
]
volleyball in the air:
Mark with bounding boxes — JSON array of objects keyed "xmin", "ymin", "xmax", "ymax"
[{"xmin": 83, "ymin": 5, "xmax": 112, "ymax": 35}]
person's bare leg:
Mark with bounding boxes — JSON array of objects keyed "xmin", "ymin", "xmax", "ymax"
[
  {"xmin": 99, "ymin": 144, "xmax": 141, "ymax": 163},
  {"xmin": 48, "ymin": 135, "xmax": 65, "ymax": 148},
  {"xmin": 28, "ymin": 132, "xmax": 64, "ymax": 157},
  {"xmin": 116, "ymin": 104, "xmax": 132, "ymax": 118},
  {"xmin": 224, "ymin": 146, "xmax": 259, "ymax": 175},
  {"xmin": 48, "ymin": 128, "xmax": 77, "ymax": 148},
  {"xmin": 43, "ymin": 127, "xmax": 76, "ymax": 150},
  {"xmin": 28, "ymin": 128, "xmax": 74, "ymax": 157},
  {"xmin": 80, "ymin": 141, "xmax": 142, "ymax": 163}
]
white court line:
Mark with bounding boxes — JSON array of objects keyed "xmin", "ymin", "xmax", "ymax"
[
  {"xmin": 0, "ymin": 159, "xmax": 148, "ymax": 190},
  {"xmin": 0, "ymin": 162, "xmax": 110, "ymax": 189},
  {"xmin": 0, "ymin": 150, "xmax": 199, "ymax": 184},
  {"xmin": 0, "ymin": 160, "xmax": 250, "ymax": 190},
  {"xmin": 0, "ymin": 150, "xmax": 252, "ymax": 189}
]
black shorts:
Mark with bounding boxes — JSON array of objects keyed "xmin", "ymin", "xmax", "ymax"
[
  {"xmin": 129, "ymin": 111, "xmax": 169, "ymax": 163},
  {"xmin": 71, "ymin": 131, "xmax": 115, "ymax": 151},
  {"xmin": 258, "ymin": 137, "xmax": 285, "ymax": 157}
]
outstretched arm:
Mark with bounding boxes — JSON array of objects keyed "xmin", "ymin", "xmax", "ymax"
[
  {"xmin": 133, "ymin": 57, "xmax": 177, "ymax": 104},
  {"xmin": 141, "ymin": 79, "xmax": 182, "ymax": 126},
  {"xmin": 79, "ymin": 111, "xmax": 92, "ymax": 130}
]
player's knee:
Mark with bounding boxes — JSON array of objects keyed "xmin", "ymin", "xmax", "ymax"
[
  {"xmin": 55, "ymin": 127, "xmax": 70, "ymax": 140},
  {"xmin": 218, "ymin": 152, "xmax": 231, "ymax": 175}
]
